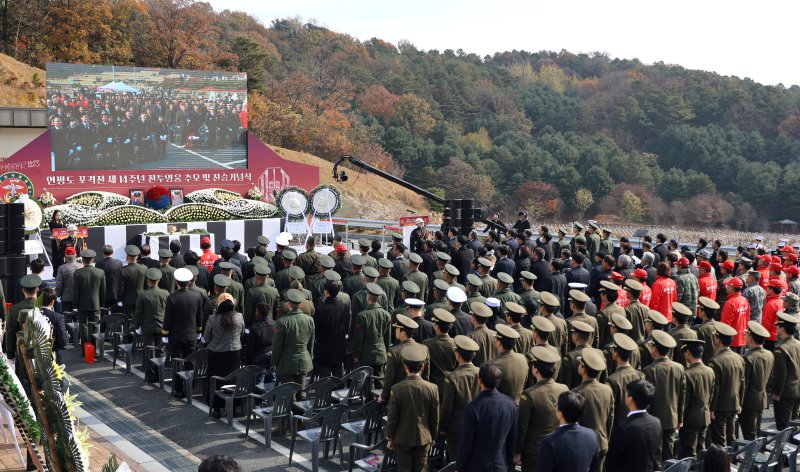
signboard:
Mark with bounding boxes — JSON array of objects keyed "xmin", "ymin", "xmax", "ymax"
[
  {"xmin": 285, "ymin": 221, "xmax": 306, "ymax": 235},
  {"xmin": 51, "ymin": 226, "xmax": 89, "ymax": 240},
  {"xmin": 399, "ymin": 215, "xmax": 429, "ymax": 226},
  {"xmin": 24, "ymin": 239, "xmax": 43, "ymax": 255},
  {"xmin": 313, "ymin": 220, "xmax": 333, "ymax": 234}
]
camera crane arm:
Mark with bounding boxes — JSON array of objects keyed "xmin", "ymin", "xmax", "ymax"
[{"xmin": 332, "ymin": 154, "xmax": 446, "ymax": 205}]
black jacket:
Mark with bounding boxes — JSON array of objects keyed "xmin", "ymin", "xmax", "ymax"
[
  {"xmin": 543, "ymin": 272, "xmax": 568, "ymax": 311},
  {"xmin": 169, "ymin": 252, "xmax": 187, "ymax": 269},
  {"xmin": 530, "ymin": 260, "xmax": 550, "ymax": 292},
  {"xmin": 96, "ymin": 256, "xmax": 123, "ymax": 302},
  {"xmin": 452, "ymin": 247, "xmax": 474, "ymax": 284},
  {"xmin": 245, "ymin": 317, "xmax": 274, "ymax": 363},
  {"xmin": 42, "ymin": 307, "xmax": 69, "ymax": 352},
  {"xmin": 410, "ymin": 315, "xmax": 435, "ymax": 343},
  {"xmin": 538, "ymin": 423, "xmax": 600, "ymax": 472},
  {"xmin": 313, "ymin": 297, "xmax": 350, "ymax": 362},
  {"xmin": 164, "ymin": 288, "xmax": 203, "ymax": 341},
  {"xmin": 605, "ymin": 412, "xmax": 661, "ymax": 472},
  {"xmin": 449, "ymin": 308, "xmax": 473, "ymax": 337},
  {"xmin": 566, "ymin": 266, "xmax": 591, "ymax": 286},
  {"xmin": 456, "ymin": 390, "xmax": 518, "ymax": 472}
]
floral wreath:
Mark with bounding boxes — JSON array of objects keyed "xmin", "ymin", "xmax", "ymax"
[
  {"xmin": 274, "ymin": 185, "xmax": 311, "ymax": 217},
  {"xmin": 309, "ymin": 184, "xmax": 342, "ymax": 215}
]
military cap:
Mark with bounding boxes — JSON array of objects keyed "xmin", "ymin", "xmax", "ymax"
[
  {"xmin": 570, "ymin": 320, "xmax": 594, "ymax": 334},
  {"xmin": 573, "ymin": 222, "xmax": 585, "ymax": 230},
  {"xmin": 747, "ymin": 320, "xmax": 770, "ymax": 338},
  {"xmin": 219, "ymin": 261, "xmax": 235, "ymax": 270},
  {"xmin": 713, "ymin": 321, "xmax": 738, "ymax": 337},
  {"xmin": 402, "ymin": 344, "xmax": 428, "ymax": 362},
  {"xmin": 444, "ymin": 264, "xmax": 460, "ymax": 276},
  {"xmin": 145, "ymin": 268, "xmax": 163, "ymax": 281},
  {"xmin": 158, "ymin": 249, "xmax": 173, "ymax": 259},
  {"xmin": 520, "ymin": 271, "xmax": 537, "ymax": 282},
  {"xmin": 455, "ymin": 335, "xmax": 480, "ymax": 352},
  {"xmin": 783, "ymin": 292, "xmax": 800, "ymax": 302},
  {"xmin": 433, "ymin": 279, "xmax": 450, "ymax": 292},
  {"xmin": 569, "ymin": 289, "xmax": 590, "ymax": 303},
  {"xmin": 485, "ymin": 298, "xmax": 501, "ymax": 308},
  {"xmin": 395, "ymin": 314, "xmax": 419, "ymax": 330},
  {"xmin": 402, "ymin": 280, "xmax": 421, "ymax": 294},
  {"xmin": 612, "ymin": 333, "xmax": 638, "ymax": 352},
  {"xmin": 391, "ymin": 232, "xmax": 403, "ymax": 240},
  {"xmin": 557, "ymin": 228, "xmax": 566, "ymax": 236},
  {"xmin": 125, "ymin": 245, "xmax": 141, "ymax": 257},
  {"xmin": 275, "ymin": 233, "xmax": 291, "ymax": 246},
  {"xmin": 351, "ymin": 254, "xmax": 366, "ymax": 266},
  {"xmin": 672, "ymin": 302, "xmax": 693, "ymax": 318},
  {"xmin": 320, "ymin": 254, "xmax": 336, "ymax": 269},
  {"xmin": 531, "ymin": 315, "xmax": 556, "ymax": 333},
  {"xmin": 650, "ymin": 329, "xmax": 677, "ymax": 348},
  {"xmin": 67, "ymin": 224, "xmax": 78, "ymax": 231},
  {"xmin": 213, "ymin": 274, "xmax": 231, "ymax": 287},
  {"xmin": 530, "ymin": 345, "xmax": 561, "ymax": 364},
  {"xmin": 680, "ymin": 339, "xmax": 705, "ymax": 350},
  {"xmin": 471, "ymin": 302, "xmax": 493, "ymax": 318},
  {"xmin": 698, "ymin": 296, "xmax": 721, "ymax": 311},
  {"xmin": 497, "ymin": 272, "xmax": 514, "ymax": 284},
  {"xmin": 433, "ymin": 308, "xmax": 456, "ymax": 323},
  {"xmin": 324, "ymin": 270, "xmax": 341, "ymax": 281},
  {"xmin": 568, "ymin": 282, "xmax": 588, "ymax": 290},
  {"xmin": 495, "ymin": 323, "xmax": 520, "ymax": 340},
  {"xmin": 599, "ymin": 280, "xmax": 618, "ymax": 291},
  {"xmin": 466, "ymin": 274, "xmax": 482, "ymax": 287},
  {"xmin": 506, "ymin": 302, "xmax": 526, "ymax": 316},
  {"xmin": 777, "ymin": 311, "xmax": 800, "ymax": 325},
  {"xmin": 409, "ymin": 253, "xmax": 423, "ymax": 264},
  {"xmin": 580, "ymin": 347, "xmax": 606, "ymax": 371},
  {"xmin": 698, "ymin": 249, "xmax": 711, "ymax": 258},
  {"xmin": 257, "ymin": 235, "xmax": 270, "ymax": 245},
  {"xmin": 174, "ymin": 268, "xmax": 193, "ymax": 283},
  {"xmin": 624, "ymin": 279, "xmax": 644, "ymax": 291},
  {"xmin": 647, "ymin": 310, "xmax": 668, "ymax": 326},
  {"xmin": 287, "ymin": 266, "xmax": 305, "ymax": 280},
  {"xmin": 609, "ymin": 313, "xmax": 632, "ymax": 330},
  {"xmin": 406, "ymin": 298, "xmax": 425, "ymax": 308},
  {"xmin": 286, "ymin": 288, "xmax": 306, "ymax": 304},
  {"xmin": 378, "ymin": 258, "xmax": 394, "ymax": 269},
  {"xmin": 282, "ymin": 249, "xmax": 297, "ymax": 260},
  {"xmin": 539, "ymin": 291, "xmax": 561, "ymax": 308},
  {"xmin": 19, "ymin": 274, "xmax": 41, "ymax": 289},
  {"xmin": 436, "ymin": 251, "xmax": 451, "ymax": 262},
  {"xmin": 366, "ymin": 282, "xmax": 384, "ymax": 296},
  {"xmin": 81, "ymin": 249, "xmax": 97, "ymax": 259},
  {"xmin": 254, "ymin": 264, "xmax": 270, "ymax": 276},
  {"xmin": 447, "ymin": 286, "xmax": 467, "ymax": 303},
  {"xmin": 186, "ymin": 265, "xmax": 199, "ymax": 277},
  {"xmin": 602, "ymin": 227, "xmax": 612, "ymax": 234},
  {"xmin": 477, "ymin": 257, "xmax": 492, "ymax": 268},
  {"xmin": 363, "ymin": 266, "xmax": 380, "ymax": 278},
  {"xmin": 358, "ymin": 238, "xmax": 371, "ymax": 248},
  {"xmin": 589, "ymin": 221, "xmax": 600, "ymax": 229}
]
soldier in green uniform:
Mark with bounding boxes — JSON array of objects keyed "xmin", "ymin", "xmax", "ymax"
[
  {"xmin": 772, "ymin": 312, "xmax": 800, "ymax": 430},
  {"xmin": 133, "ymin": 268, "xmax": 168, "ymax": 381},
  {"xmin": 566, "ymin": 289, "xmax": 599, "ymax": 349},
  {"xmin": 310, "ymin": 254, "xmax": 336, "ymax": 302},
  {"xmin": 351, "ymin": 267, "xmax": 388, "ymax": 317},
  {"xmin": 296, "ymin": 237, "xmax": 321, "ymax": 289},
  {"xmin": 515, "ymin": 345, "xmax": 569, "ymax": 472},
  {"xmin": 185, "ymin": 265, "xmax": 208, "ymax": 302},
  {"xmin": 465, "ymin": 274, "xmax": 486, "ymax": 312},
  {"xmin": 3, "ymin": 275, "xmax": 40, "ymax": 360},
  {"xmin": 569, "ymin": 222, "xmax": 586, "ymax": 254},
  {"xmin": 678, "ymin": 338, "xmax": 715, "ymax": 458},
  {"xmin": 157, "ymin": 249, "xmax": 176, "ymax": 294},
  {"xmin": 494, "ymin": 323, "xmax": 528, "ymax": 405},
  {"xmin": 643, "ymin": 330, "xmax": 686, "ymax": 468},
  {"xmin": 604, "ymin": 313, "xmax": 640, "ymax": 372},
  {"xmin": 405, "ymin": 253, "xmax": 429, "ymax": 303},
  {"xmin": 423, "ymin": 309, "xmax": 457, "ymax": 397},
  {"xmin": 73, "ymin": 249, "xmax": 106, "ymax": 345},
  {"xmin": 274, "ymin": 249, "xmax": 296, "ymax": 293},
  {"xmin": 639, "ymin": 310, "xmax": 669, "ymax": 369},
  {"xmin": 669, "ymin": 302, "xmax": 698, "ymax": 365},
  {"xmin": 518, "ymin": 271, "xmax": 540, "ymax": 312},
  {"xmin": 559, "ymin": 320, "xmax": 594, "ymax": 389},
  {"xmin": 552, "ymin": 229, "xmax": 569, "ymax": 259},
  {"xmin": 600, "ymin": 228, "xmax": 614, "ymax": 256},
  {"xmin": 392, "ymin": 281, "xmax": 421, "ymax": 324},
  {"xmin": 539, "ymin": 292, "xmax": 568, "ymax": 356},
  {"xmin": 243, "ymin": 264, "xmax": 279, "ymax": 326},
  {"xmin": 467, "ymin": 302, "xmax": 496, "ymax": 367},
  {"xmin": 598, "ymin": 280, "xmax": 625, "ymax": 348},
  {"xmin": 424, "ymin": 279, "xmax": 450, "ymax": 321},
  {"xmin": 439, "ymin": 335, "xmax": 481, "ymax": 459},
  {"xmin": 385, "ymin": 232, "xmax": 408, "ymax": 262},
  {"xmin": 315, "ymin": 270, "xmax": 349, "ymax": 307},
  {"xmin": 272, "ymin": 289, "xmax": 315, "ymax": 389},
  {"xmin": 606, "ymin": 333, "xmax": 645, "ymax": 428},
  {"xmin": 532, "ymin": 316, "xmax": 562, "ymax": 382},
  {"xmin": 351, "ymin": 283, "xmax": 392, "ymax": 377},
  {"xmin": 624, "ymin": 279, "xmax": 650, "ymax": 343},
  {"xmin": 428, "ymin": 251, "xmax": 451, "ymax": 298},
  {"xmin": 739, "ymin": 321, "xmax": 774, "ymax": 440},
  {"xmin": 377, "ymin": 258, "xmax": 400, "ymax": 311},
  {"xmin": 586, "ymin": 222, "xmax": 601, "ymax": 263},
  {"xmin": 202, "ymin": 274, "xmax": 229, "ymax": 329},
  {"xmin": 477, "ymin": 258, "xmax": 497, "ymax": 298},
  {"xmin": 343, "ymin": 254, "xmax": 366, "ymax": 298},
  {"xmin": 494, "ymin": 273, "xmax": 522, "ymax": 319},
  {"xmin": 572, "ymin": 347, "xmax": 615, "ymax": 465},
  {"xmin": 442, "ymin": 264, "xmax": 465, "ymax": 292},
  {"xmin": 707, "ymin": 321, "xmax": 745, "ymax": 447},
  {"xmin": 220, "ymin": 262, "xmax": 244, "ymax": 313},
  {"xmin": 380, "ymin": 314, "xmax": 430, "ymax": 403},
  {"xmin": 357, "ymin": 238, "xmax": 378, "ymax": 269},
  {"xmin": 387, "ymin": 344, "xmax": 439, "ymax": 472},
  {"xmin": 505, "ymin": 302, "xmax": 534, "ymax": 355},
  {"xmin": 694, "ymin": 297, "xmax": 719, "ymax": 364},
  {"xmin": 120, "ymin": 245, "xmax": 147, "ymax": 316}
]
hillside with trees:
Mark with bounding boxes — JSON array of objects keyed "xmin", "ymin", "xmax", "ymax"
[{"xmin": 3, "ymin": 0, "xmax": 800, "ymax": 229}]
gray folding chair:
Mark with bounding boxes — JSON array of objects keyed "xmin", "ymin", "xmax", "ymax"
[
  {"xmin": 290, "ymin": 404, "xmax": 348, "ymax": 472},
  {"xmin": 246, "ymin": 382, "xmax": 301, "ymax": 447}
]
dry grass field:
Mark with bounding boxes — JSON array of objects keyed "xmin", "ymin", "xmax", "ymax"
[{"xmin": 0, "ymin": 54, "xmax": 45, "ymax": 107}]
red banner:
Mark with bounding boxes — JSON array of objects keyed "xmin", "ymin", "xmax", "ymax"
[
  {"xmin": 52, "ymin": 226, "xmax": 89, "ymax": 240},
  {"xmin": 399, "ymin": 215, "xmax": 429, "ymax": 227}
]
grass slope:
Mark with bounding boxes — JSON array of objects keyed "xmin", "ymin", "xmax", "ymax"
[{"xmin": 0, "ymin": 53, "xmax": 45, "ymax": 107}]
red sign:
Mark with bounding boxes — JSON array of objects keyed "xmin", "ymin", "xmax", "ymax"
[
  {"xmin": 3, "ymin": 132, "xmax": 320, "ymax": 202},
  {"xmin": 52, "ymin": 226, "xmax": 89, "ymax": 240},
  {"xmin": 399, "ymin": 215, "xmax": 429, "ymax": 227}
]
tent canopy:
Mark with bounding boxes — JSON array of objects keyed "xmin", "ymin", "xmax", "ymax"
[
  {"xmin": 97, "ymin": 81, "xmax": 140, "ymax": 94},
  {"xmin": 775, "ymin": 219, "xmax": 798, "ymax": 225}
]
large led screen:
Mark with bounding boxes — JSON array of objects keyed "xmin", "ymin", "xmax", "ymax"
[{"xmin": 46, "ymin": 63, "xmax": 247, "ymax": 171}]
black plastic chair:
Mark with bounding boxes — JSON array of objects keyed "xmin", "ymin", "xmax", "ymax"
[
  {"xmin": 290, "ymin": 404, "xmax": 348, "ymax": 472},
  {"xmin": 173, "ymin": 349, "xmax": 209, "ymax": 405},
  {"xmin": 91, "ymin": 314, "xmax": 127, "ymax": 360},
  {"xmin": 144, "ymin": 344, "xmax": 169, "ymax": 390},
  {"xmin": 730, "ymin": 438, "xmax": 768, "ymax": 472},
  {"xmin": 663, "ymin": 457, "xmax": 694, "ymax": 472},
  {"xmin": 743, "ymin": 427, "xmax": 792, "ymax": 472},
  {"xmin": 341, "ymin": 400, "xmax": 386, "ymax": 452},
  {"xmin": 113, "ymin": 332, "xmax": 145, "ymax": 373},
  {"xmin": 333, "ymin": 366, "xmax": 374, "ymax": 409},
  {"xmin": 209, "ymin": 365, "xmax": 260, "ymax": 427},
  {"xmin": 427, "ymin": 439, "xmax": 447, "ymax": 471},
  {"xmin": 294, "ymin": 376, "xmax": 342, "ymax": 416},
  {"xmin": 348, "ymin": 438, "xmax": 396, "ymax": 472},
  {"xmin": 246, "ymin": 382, "xmax": 301, "ymax": 447},
  {"xmin": 438, "ymin": 463, "xmax": 456, "ymax": 472}
]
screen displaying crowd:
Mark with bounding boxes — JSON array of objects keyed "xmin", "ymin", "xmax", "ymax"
[{"xmin": 46, "ymin": 63, "xmax": 248, "ymax": 171}]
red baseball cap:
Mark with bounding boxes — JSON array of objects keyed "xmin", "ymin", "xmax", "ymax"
[
  {"xmin": 336, "ymin": 244, "xmax": 347, "ymax": 254},
  {"xmin": 65, "ymin": 247, "xmax": 76, "ymax": 256},
  {"xmin": 677, "ymin": 257, "xmax": 690, "ymax": 267},
  {"xmin": 611, "ymin": 271, "xmax": 624, "ymax": 281},
  {"xmin": 781, "ymin": 246, "xmax": 795, "ymax": 253},
  {"xmin": 724, "ymin": 277, "xmax": 743, "ymax": 288},
  {"xmin": 787, "ymin": 253, "xmax": 798, "ymax": 262},
  {"xmin": 721, "ymin": 260, "xmax": 735, "ymax": 272},
  {"xmin": 772, "ymin": 255, "xmax": 782, "ymax": 264},
  {"xmin": 787, "ymin": 266, "xmax": 800, "ymax": 276},
  {"xmin": 699, "ymin": 261, "xmax": 713, "ymax": 270},
  {"xmin": 771, "ymin": 263, "xmax": 784, "ymax": 273},
  {"xmin": 633, "ymin": 269, "xmax": 648, "ymax": 279},
  {"xmin": 768, "ymin": 278, "xmax": 784, "ymax": 289}
]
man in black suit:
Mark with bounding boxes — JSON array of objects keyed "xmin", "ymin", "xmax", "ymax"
[
  {"xmin": 566, "ymin": 252, "xmax": 591, "ymax": 286},
  {"xmin": 95, "ymin": 245, "xmax": 123, "ymax": 309},
  {"xmin": 605, "ymin": 379, "xmax": 662, "ymax": 472},
  {"xmin": 538, "ymin": 391, "xmax": 600, "ymax": 472},
  {"xmin": 530, "ymin": 247, "xmax": 551, "ymax": 292},
  {"xmin": 451, "ymin": 236, "xmax": 474, "ymax": 284},
  {"xmin": 491, "ymin": 245, "xmax": 516, "ymax": 279},
  {"xmin": 168, "ymin": 240, "xmax": 186, "ymax": 269},
  {"xmin": 41, "ymin": 288, "xmax": 69, "ymax": 364},
  {"xmin": 455, "ymin": 363, "xmax": 518, "ymax": 472}
]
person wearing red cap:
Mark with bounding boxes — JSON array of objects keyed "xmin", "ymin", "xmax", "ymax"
[
  {"xmin": 720, "ymin": 277, "xmax": 749, "ymax": 353},
  {"xmin": 55, "ymin": 245, "xmax": 83, "ymax": 313},
  {"xmin": 769, "ymin": 263, "xmax": 788, "ymax": 295},
  {"xmin": 650, "ymin": 263, "xmax": 677, "ymax": 322},
  {"xmin": 716, "ymin": 260, "xmax": 736, "ymax": 306},
  {"xmin": 698, "ymin": 261, "xmax": 717, "ymax": 301},
  {"xmin": 599, "ymin": 272, "xmax": 628, "ymax": 310},
  {"xmin": 761, "ymin": 280, "xmax": 784, "ymax": 350},
  {"xmin": 199, "ymin": 236, "xmax": 219, "ymax": 273},
  {"xmin": 676, "ymin": 257, "xmax": 699, "ymax": 314},
  {"xmin": 633, "ymin": 269, "xmax": 652, "ymax": 307},
  {"xmin": 756, "ymin": 256, "xmax": 772, "ymax": 291}
]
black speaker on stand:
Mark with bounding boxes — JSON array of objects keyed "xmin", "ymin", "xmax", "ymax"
[{"xmin": 0, "ymin": 203, "xmax": 26, "ymax": 302}]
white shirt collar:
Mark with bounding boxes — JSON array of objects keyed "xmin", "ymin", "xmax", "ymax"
[{"xmin": 627, "ymin": 409, "xmax": 647, "ymax": 417}]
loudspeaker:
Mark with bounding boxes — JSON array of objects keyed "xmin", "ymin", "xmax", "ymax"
[{"xmin": 2, "ymin": 203, "xmax": 25, "ymax": 256}]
